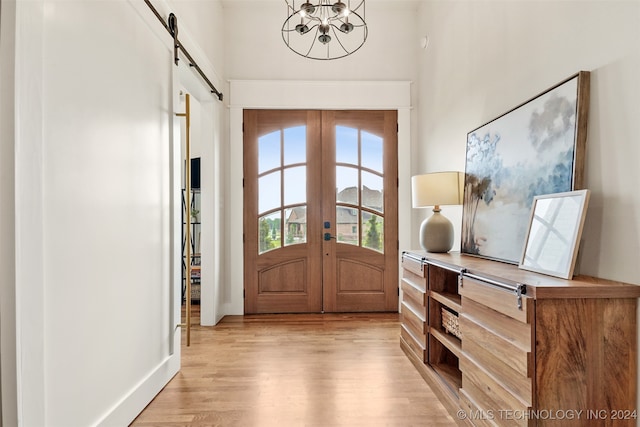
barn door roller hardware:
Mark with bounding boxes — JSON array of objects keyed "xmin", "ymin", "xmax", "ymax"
[{"xmin": 145, "ymin": 0, "xmax": 224, "ymax": 101}]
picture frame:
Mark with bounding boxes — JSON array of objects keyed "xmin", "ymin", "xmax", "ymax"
[
  {"xmin": 518, "ymin": 190, "xmax": 590, "ymax": 279},
  {"xmin": 461, "ymin": 71, "xmax": 590, "ymax": 263}
]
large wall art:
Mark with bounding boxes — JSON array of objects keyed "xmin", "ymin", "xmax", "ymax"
[{"xmin": 462, "ymin": 71, "xmax": 590, "ymax": 263}]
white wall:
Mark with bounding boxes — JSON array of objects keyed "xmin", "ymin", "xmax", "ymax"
[
  {"xmin": 416, "ymin": 0, "xmax": 640, "ymax": 284},
  {"xmin": 1, "ymin": 0, "xmax": 224, "ymax": 425},
  {"xmin": 14, "ymin": 1, "xmax": 47, "ymax": 424},
  {"xmin": 169, "ymin": 0, "xmax": 225, "ymax": 79},
  {"xmin": 222, "ymin": 0, "xmax": 420, "ymax": 314},
  {"xmin": 222, "ymin": 0, "xmax": 419, "ymax": 82},
  {"xmin": 416, "ymin": 1, "xmax": 640, "ymax": 421},
  {"xmin": 41, "ymin": 1, "xmax": 178, "ymax": 425},
  {"xmin": 168, "ymin": 0, "xmax": 228, "ymax": 326},
  {"xmin": 0, "ymin": 1, "xmax": 18, "ymax": 425}
]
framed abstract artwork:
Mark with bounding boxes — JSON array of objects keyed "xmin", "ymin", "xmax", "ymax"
[
  {"xmin": 519, "ymin": 190, "xmax": 590, "ymax": 279},
  {"xmin": 461, "ymin": 71, "xmax": 590, "ymax": 263}
]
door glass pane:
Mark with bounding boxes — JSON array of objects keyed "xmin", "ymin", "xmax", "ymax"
[
  {"xmin": 259, "ymin": 171, "xmax": 280, "ymax": 214},
  {"xmin": 284, "ymin": 206, "xmax": 307, "ymax": 246},
  {"xmin": 362, "ymin": 171, "xmax": 383, "ymax": 213},
  {"xmin": 336, "ymin": 166, "xmax": 358, "ymax": 205},
  {"xmin": 361, "ymin": 131, "xmax": 383, "ymax": 173},
  {"xmin": 258, "ymin": 211, "xmax": 281, "ymax": 254},
  {"xmin": 336, "ymin": 126, "xmax": 358, "ymax": 165},
  {"xmin": 284, "ymin": 166, "xmax": 306, "ymax": 206},
  {"xmin": 258, "ymin": 130, "xmax": 281, "ymax": 173},
  {"xmin": 336, "ymin": 207, "xmax": 358, "ymax": 245},
  {"xmin": 284, "ymin": 126, "xmax": 306, "ymax": 165},
  {"xmin": 362, "ymin": 212, "xmax": 384, "ymax": 253}
]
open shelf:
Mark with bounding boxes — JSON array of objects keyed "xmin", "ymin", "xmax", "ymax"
[
  {"xmin": 429, "ymin": 297, "xmax": 461, "ymax": 337},
  {"xmin": 426, "ymin": 262, "xmax": 463, "ymax": 400},
  {"xmin": 432, "ymin": 362, "xmax": 462, "ymax": 395},
  {"xmin": 428, "ymin": 264, "xmax": 460, "ymax": 295},
  {"xmin": 430, "ymin": 290, "xmax": 461, "ymax": 313},
  {"xmin": 431, "ymin": 328, "xmax": 461, "ymax": 358},
  {"xmin": 429, "ymin": 333, "xmax": 462, "ymax": 395}
]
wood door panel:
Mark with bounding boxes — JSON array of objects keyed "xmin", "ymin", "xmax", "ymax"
[
  {"xmin": 337, "ymin": 259, "xmax": 383, "ymax": 292},
  {"xmin": 462, "ymin": 336, "xmax": 533, "ymax": 404},
  {"xmin": 400, "ymin": 324, "xmax": 427, "ymax": 362},
  {"xmin": 258, "ymin": 259, "xmax": 307, "ymax": 293},
  {"xmin": 461, "ymin": 356, "xmax": 532, "ymax": 418},
  {"xmin": 322, "ymin": 110, "xmax": 398, "ymax": 312},
  {"xmin": 244, "ymin": 110, "xmax": 322, "ymax": 314},
  {"xmin": 401, "ymin": 301, "xmax": 427, "ymax": 336},
  {"xmin": 460, "ymin": 276, "xmax": 532, "ymax": 323}
]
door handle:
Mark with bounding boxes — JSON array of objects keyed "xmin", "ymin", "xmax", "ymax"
[{"xmin": 323, "ymin": 221, "xmax": 335, "ymax": 241}]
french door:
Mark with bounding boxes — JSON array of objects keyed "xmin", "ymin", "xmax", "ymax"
[{"xmin": 243, "ymin": 110, "xmax": 398, "ymax": 314}]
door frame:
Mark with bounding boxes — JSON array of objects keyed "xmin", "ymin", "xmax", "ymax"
[
  {"xmin": 227, "ymin": 80, "xmax": 412, "ymax": 315},
  {"xmin": 176, "ymin": 64, "xmax": 226, "ymax": 327}
]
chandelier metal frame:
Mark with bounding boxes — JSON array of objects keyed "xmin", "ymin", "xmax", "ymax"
[{"xmin": 282, "ymin": 0, "xmax": 368, "ymax": 60}]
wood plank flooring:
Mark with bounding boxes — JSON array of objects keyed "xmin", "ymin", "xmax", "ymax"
[{"xmin": 131, "ymin": 312, "xmax": 456, "ymax": 426}]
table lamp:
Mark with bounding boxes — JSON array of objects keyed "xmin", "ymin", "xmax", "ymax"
[{"xmin": 411, "ymin": 171, "xmax": 464, "ymax": 253}]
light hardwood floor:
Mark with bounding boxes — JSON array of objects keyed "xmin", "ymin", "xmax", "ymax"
[{"xmin": 131, "ymin": 311, "xmax": 456, "ymax": 426}]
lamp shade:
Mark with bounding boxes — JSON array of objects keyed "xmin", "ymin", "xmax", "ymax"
[{"xmin": 411, "ymin": 171, "xmax": 464, "ymax": 208}]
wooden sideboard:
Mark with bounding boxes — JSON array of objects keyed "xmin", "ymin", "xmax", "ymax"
[{"xmin": 400, "ymin": 250, "xmax": 640, "ymax": 427}]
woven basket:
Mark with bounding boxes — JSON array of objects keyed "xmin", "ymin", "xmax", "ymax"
[{"xmin": 441, "ymin": 307, "xmax": 462, "ymax": 339}]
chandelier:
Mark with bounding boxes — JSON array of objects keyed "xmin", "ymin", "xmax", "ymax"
[{"xmin": 282, "ymin": 1, "xmax": 368, "ymax": 60}]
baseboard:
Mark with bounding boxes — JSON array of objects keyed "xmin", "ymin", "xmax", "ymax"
[{"xmin": 94, "ymin": 353, "xmax": 180, "ymax": 427}]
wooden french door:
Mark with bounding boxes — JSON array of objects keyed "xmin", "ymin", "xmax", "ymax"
[{"xmin": 243, "ymin": 110, "xmax": 398, "ymax": 314}]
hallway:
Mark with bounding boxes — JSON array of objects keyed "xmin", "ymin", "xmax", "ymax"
[{"xmin": 131, "ymin": 313, "xmax": 456, "ymax": 426}]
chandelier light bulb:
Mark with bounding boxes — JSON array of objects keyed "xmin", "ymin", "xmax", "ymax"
[
  {"xmin": 300, "ymin": 2, "xmax": 315, "ymax": 14},
  {"xmin": 295, "ymin": 23, "xmax": 310, "ymax": 34},
  {"xmin": 340, "ymin": 21, "xmax": 353, "ymax": 33},
  {"xmin": 332, "ymin": 1, "xmax": 346, "ymax": 14}
]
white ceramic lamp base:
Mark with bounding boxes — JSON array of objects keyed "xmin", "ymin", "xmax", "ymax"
[{"xmin": 420, "ymin": 208, "xmax": 454, "ymax": 253}]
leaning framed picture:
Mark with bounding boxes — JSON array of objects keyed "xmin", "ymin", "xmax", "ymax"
[
  {"xmin": 518, "ymin": 190, "xmax": 590, "ymax": 279},
  {"xmin": 461, "ymin": 71, "xmax": 590, "ymax": 263}
]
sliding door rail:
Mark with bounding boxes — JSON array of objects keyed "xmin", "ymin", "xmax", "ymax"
[{"xmin": 144, "ymin": 0, "xmax": 224, "ymax": 101}]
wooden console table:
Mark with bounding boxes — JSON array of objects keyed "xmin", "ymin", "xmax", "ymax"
[{"xmin": 400, "ymin": 250, "xmax": 640, "ymax": 426}]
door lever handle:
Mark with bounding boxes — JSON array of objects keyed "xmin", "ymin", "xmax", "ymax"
[{"xmin": 323, "ymin": 233, "xmax": 336, "ymax": 241}]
